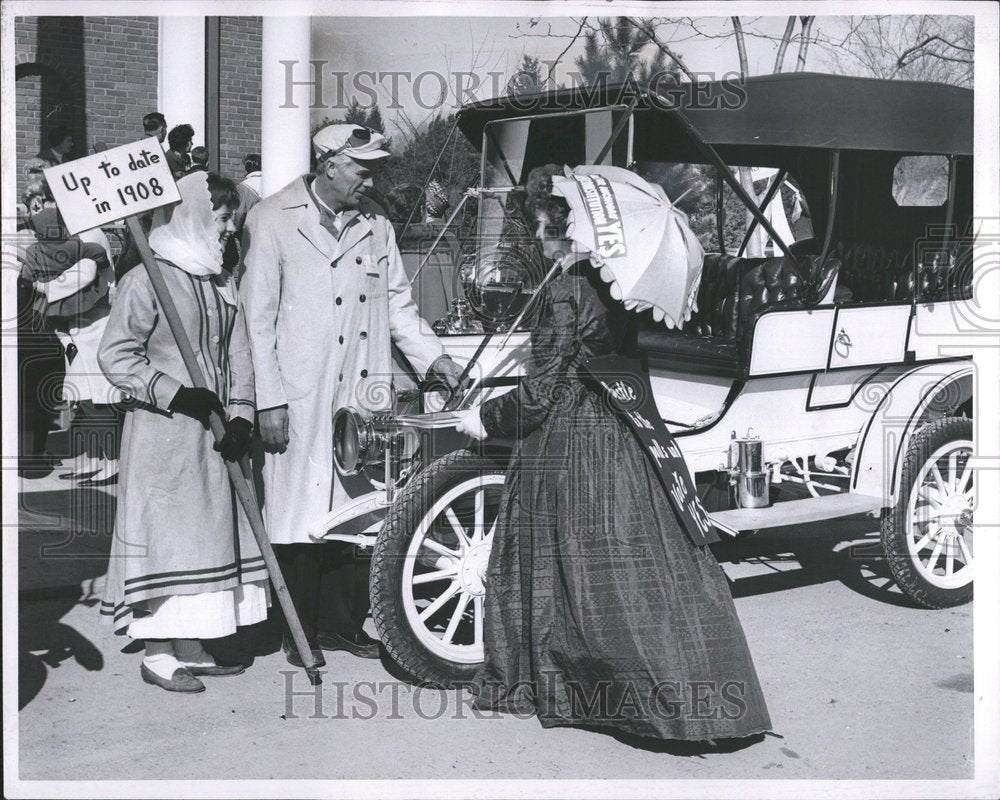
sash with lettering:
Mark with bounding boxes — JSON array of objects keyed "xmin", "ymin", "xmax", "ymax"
[{"xmin": 581, "ymin": 354, "xmax": 719, "ymax": 546}]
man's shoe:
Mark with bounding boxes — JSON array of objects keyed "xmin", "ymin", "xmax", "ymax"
[
  {"xmin": 185, "ymin": 663, "xmax": 246, "ymax": 677},
  {"xmin": 58, "ymin": 469, "xmax": 98, "ymax": 480},
  {"xmin": 78, "ymin": 472, "xmax": 119, "ymax": 488},
  {"xmin": 316, "ymin": 630, "xmax": 381, "ymax": 659},
  {"xmin": 140, "ymin": 663, "xmax": 206, "ymax": 693},
  {"xmin": 282, "ymin": 636, "xmax": 326, "ymax": 669}
]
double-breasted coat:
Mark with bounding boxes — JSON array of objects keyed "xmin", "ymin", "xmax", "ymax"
[{"xmin": 240, "ymin": 176, "xmax": 445, "ymax": 544}]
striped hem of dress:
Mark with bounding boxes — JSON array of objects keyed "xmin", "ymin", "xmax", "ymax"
[
  {"xmin": 101, "ymin": 558, "xmax": 269, "ymax": 634},
  {"xmin": 122, "ymin": 555, "xmax": 266, "ymax": 598}
]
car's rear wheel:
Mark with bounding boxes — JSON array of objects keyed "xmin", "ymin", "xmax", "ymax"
[
  {"xmin": 370, "ymin": 450, "xmax": 505, "ymax": 687},
  {"xmin": 881, "ymin": 417, "xmax": 974, "ymax": 608}
]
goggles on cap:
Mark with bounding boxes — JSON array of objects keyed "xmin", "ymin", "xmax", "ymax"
[{"xmin": 327, "ymin": 127, "xmax": 372, "ymax": 158}]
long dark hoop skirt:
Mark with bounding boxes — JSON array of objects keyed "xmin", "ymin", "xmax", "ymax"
[{"xmin": 470, "ymin": 386, "xmax": 772, "ymax": 741}]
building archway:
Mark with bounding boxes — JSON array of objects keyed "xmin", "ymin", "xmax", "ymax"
[{"xmin": 15, "ymin": 61, "xmax": 83, "ymax": 197}]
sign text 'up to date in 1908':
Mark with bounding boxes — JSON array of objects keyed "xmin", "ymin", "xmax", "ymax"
[{"xmin": 44, "ymin": 138, "xmax": 181, "ymax": 235}]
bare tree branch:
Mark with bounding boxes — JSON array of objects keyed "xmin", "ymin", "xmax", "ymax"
[
  {"xmin": 896, "ymin": 34, "xmax": 974, "ymax": 68},
  {"xmin": 731, "ymin": 17, "xmax": 749, "ymax": 77},
  {"xmin": 773, "ymin": 17, "xmax": 796, "ymax": 73},
  {"xmin": 544, "ymin": 16, "xmax": 588, "ymax": 87},
  {"xmin": 796, "ymin": 16, "xmax": 816, "ymax": 71},
  {"xmin": 836, "ymin": 16, "xmax": 868, "ymax": 47},
  {"xmin": 831, "ymin": 15, "xmax": 973, "ymax": 86},
  {"xmin": 901, "ymin": 48, "xmax": 976, "ymax": 67}
]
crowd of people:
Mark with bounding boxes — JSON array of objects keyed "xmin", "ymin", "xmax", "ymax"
[
  {"xmin": 16, "ymin": 114, "xmax": 771, "ymax": 746},
  {"xmin": 16, "ymin": 112, "xmax": 262, "ymax": 485}
]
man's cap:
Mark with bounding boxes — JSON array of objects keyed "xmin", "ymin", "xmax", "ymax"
[{"xmin": 313, "ymin": 124, "xmax": 390, "ymax": 161}]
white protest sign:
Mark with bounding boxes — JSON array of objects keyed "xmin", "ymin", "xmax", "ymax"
[{"xmin": 43, "ymin": 138, "xmax": 181, "ymax": 235}]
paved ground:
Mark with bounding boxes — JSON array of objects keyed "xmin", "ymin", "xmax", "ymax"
[{"xmin": 14, "ymin": 470, "xmax": 974, "ymax": 782}]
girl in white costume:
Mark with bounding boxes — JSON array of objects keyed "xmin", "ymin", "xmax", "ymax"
[{"xmin": 98, "ymin": 172, "xmax": 269, "ymax": 693}]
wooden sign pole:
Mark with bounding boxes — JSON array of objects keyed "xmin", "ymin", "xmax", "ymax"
[{"xmin": 124, "ymin": 215, "xmax": 322, "ymax": 684}]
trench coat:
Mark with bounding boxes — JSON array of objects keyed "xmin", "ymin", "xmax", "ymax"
[
  {"xmin": 97, "ymin": 260, "xmax": 267, "ymax": 632},
  {"xmin": 240, "ymin": 176, "xmax": 445, "ymax": 544}
]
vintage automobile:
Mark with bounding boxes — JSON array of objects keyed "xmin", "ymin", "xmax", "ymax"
[{"xmin": 315, "ymin": 73, "xmax": 976, "ymax": 687}]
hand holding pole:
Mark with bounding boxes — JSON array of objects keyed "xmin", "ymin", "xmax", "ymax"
[{"xmin": 124, "ymin": 215, "xmax": 322, "ymax": 684}]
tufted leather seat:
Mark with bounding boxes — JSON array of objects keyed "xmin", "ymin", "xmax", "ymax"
[
  {"xmin": 641, "ymin": 236, "xmax": 972, "ymax": 375},
  {"xmin": 686, "ymin": 254, "xmax": 760, "ymax": 336},
  {"xmin": 639, "ymin": 253, "xmax": 840, "ymax": 375},
  {"xmin": 831, "ymin": 241, "xmax": 908, "ymax": 302},
  {"xmin": 832, "ymin": 240, "xmax": 972, "ymax": 304}
]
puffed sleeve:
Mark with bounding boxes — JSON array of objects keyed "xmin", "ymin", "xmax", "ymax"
[
  {"xmin": 479, "ymin": 283, "xmax": 581, "ymax": 440},
  {"xmin": 240, "ymin": 204, "xmax": 287, "ymax": 410},
  {"xmin": 382, "ymin": 219, "xmax": 445, "ymax": 376},
  {"xmin": 97, "ymin": 267, "xmax": 182, "ymax": 410}
]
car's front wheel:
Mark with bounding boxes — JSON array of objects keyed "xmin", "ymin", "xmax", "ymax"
[
  {"xmin": 881, "ymin": 417, "xmax": 974, "ymax": 608},
  {"xmin": 370, "ymin": 450, "xmax": 505, "ymax": 687}
]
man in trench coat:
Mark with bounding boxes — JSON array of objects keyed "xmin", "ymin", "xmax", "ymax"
[{"xmin": 241, "ymin": 124, "xmax": 463, "ymax": 665}]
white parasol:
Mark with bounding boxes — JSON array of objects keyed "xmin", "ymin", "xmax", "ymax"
[{"xmin": 552, "ymin": 165, "xmax": 705, "ymax": 328}]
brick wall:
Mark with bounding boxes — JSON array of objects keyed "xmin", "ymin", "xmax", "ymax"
[
  {"xmin": 14, "ymin": 16, "xmax": 158, "ymax": 200},
  {"xmin": 218, "ymin": 17, "xmax": 262, "ymax": 183},
  {"xmin": 14, "ymin": 16, "xmax": 263, "ymax": 199},
  {"xmin": 14, "ymin": 68, "xmax": 45, "ymax": 197}
]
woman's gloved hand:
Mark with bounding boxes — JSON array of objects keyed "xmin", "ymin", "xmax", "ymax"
[
  {"xmin": 455, "ymin": 405, "xmax": 487, "ymax": 441},
  {"xmin": 169, "ymin": 386, "xmax": 225, "ymax": 426},
  {"xmin": 214, "ymin": 417, "xmax": 254, "ymax": 462}
]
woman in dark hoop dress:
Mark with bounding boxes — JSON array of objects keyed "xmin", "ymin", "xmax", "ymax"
[{"xmin": 456, "ymin": 164, "xmax": 772, "ymax": 742}]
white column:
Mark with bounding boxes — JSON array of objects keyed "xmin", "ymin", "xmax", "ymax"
[
  {"xmin": 157, "ymin": 17, "xmax": 206, "ymax": 147},
  {"xmin": 261, "ymin": 17, "xmax": 312, "ymax": 197}
]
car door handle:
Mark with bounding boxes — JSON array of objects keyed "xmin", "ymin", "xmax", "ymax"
[{"xmin": 834, "ymin": 328, "xmax": 852, "ymax": 357}]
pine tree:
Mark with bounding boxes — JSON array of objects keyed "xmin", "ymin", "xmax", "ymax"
[
  {"xmin": 573, "ymin": 17, "xmax": 680, "ymax": 87},
  {"xmin": 574, "ymin": 29, "xmax": 610, "ymax": 85},
  {"xmin": 344, "ymin": 98, "xmax": 367, "ymax": 125},
  {"xmin": 509, "ymin": 54, "xmax": 542, "ymax": 94},
  {"xmin": 365, "ymin": 105, "xmax": 386, "ymax": 134}
]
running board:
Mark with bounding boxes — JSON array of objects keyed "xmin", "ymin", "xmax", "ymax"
[{"xmin": 709, "ymin": 493, "xmax": 885, "ymax": 536}]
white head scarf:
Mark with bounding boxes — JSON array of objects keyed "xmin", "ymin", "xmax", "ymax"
[{"xmin": 148, "ymin": 172, "xmax": 225, "ymax": 276}]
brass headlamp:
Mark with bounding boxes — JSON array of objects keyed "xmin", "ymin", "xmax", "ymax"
[{"xmin": 333, "ymin": 406, "xmax": 404, "ymax": 478}]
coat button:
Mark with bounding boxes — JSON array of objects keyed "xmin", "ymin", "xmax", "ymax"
[
  {"xmin": 359, "ymin": 331, "xmax": 367, "ymax": 339},
  {"xmin": 335, "ymin": 297, "xmax": 342, "ymax": 305},
  {"xmin": 356, "ymin": 256, "xmax": 362, "ymax": 264},
  {"xmin": 338, "ymin": 336, "xmax": 344, "ymax": 344},
  {"xmin": 338, "ymin": 373, "xmax": 343, "ymax": 382},
  {"xmin": 360, "ymin": 294, "xmax": 366, "ymax": 302},
  {"xmin": 211, "ymin": 335, "xmax": 220, "ymax": 343},
  {"xmin": 330, "ymin": 261, "xmax": 337, "ymax": 268},
  {"xmin": 360, "ymin": 369, "xmax": 368, "ymax": 378}
]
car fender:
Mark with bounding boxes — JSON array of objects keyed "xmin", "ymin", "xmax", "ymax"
[{"xmin": 850, "ymin": 361, "xmax": 973, "ymax": 505}]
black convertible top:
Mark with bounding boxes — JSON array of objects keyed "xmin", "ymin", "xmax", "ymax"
[{"xmin": 456, "ymin": 72, "xmax": 973, "ymax": 156}]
